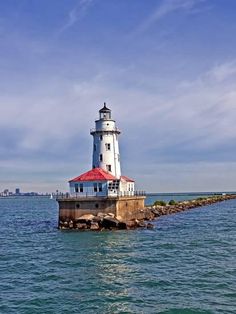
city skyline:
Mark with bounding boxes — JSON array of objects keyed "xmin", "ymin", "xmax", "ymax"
[{"xmin": 1, "ymin": 0, "xmax": 236, "ymax": 193}]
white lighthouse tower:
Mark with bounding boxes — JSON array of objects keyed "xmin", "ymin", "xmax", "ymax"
[
  {"xmin": 68, "ymin": 103, "xmax": 135, "ymax": 197},
  {"xmin": 90, "ymin": 103, "xmax": 121, "ymax": 178}
]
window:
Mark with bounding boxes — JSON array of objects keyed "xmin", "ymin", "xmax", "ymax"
[
  {"xmin": 100, "ymin": 135, "xmax": 103, "ymax": 140},
  {"xmin": 105, "ymin": 143, "xmax": 111, "ymax": 151},
  {"xmin": 94, "ymin": 183, "xmax": 98, "ymax": 192},
  {"xmin": 100, "ymin": 154, "xmax": 103, "ymax": 161},
  {"xmin": 99, "ymin": 183, "xmax": 102, "ymax": 192},
  {"xmin": 76, "ymin": 203, "xmax": 80, "ymax": 209},
  {"xmin": 106, "ymin": 165, "xmax": 111, "ymax": 172},
  {"xmin": 95, "ymin": 203, "xmax": 99, "ymax": 208},
  {"xmin": 75, "ymin": 184, "xmax": 78, "ymax": 193},
  {"xmin": 79, "ymin": 183, "xmax": 83, "ymax": 193}
]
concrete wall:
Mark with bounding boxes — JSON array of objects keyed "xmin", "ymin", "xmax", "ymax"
[
  {"xmin": 116, "ymin": 197, "xmax": 146, "ymax": 221},
  {"xmin": 58, "ymin": 198, "xmax": 116, "ymax": 221},
  {"xmin": 58, "ymin": 196, "xmax": 146, "ymax": 222}
]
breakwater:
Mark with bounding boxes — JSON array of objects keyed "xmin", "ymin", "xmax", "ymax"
[{"xmin": 59, "ymin": 193, "xmax": 236, "ymax": 231}]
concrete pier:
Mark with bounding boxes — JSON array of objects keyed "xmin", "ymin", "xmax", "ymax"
[{"xmin": 57, "ymin": 194, "xmax": 236, "ymax": 231}]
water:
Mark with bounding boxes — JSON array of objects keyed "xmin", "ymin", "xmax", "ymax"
[{"xmin": 0, "ymin": 196, "xmax": 235, "ymax": 314}]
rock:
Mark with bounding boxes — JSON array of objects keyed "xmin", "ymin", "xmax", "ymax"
[
  {"xmin": 143, "ymin": 208, "xmax": 155, "ymax": 220},
  {"xmin": 102, "ymin": 217, "xmax": 120, "ymax": 229},
  {"xmin": 147, "ymin": 223, "xmax": 154, "ymax": 229},
  {"xmin": 126, "ymin": 220, "xmax": 138, "ymax": 229},
  {"xmin": 69, "ymin": 220, "xmax": 74, "ymax": 228},
  {"xmin": 92, "ymin": 216, "xmax": 102, "ymax": 223},
  {"xmin": 97, "ymin": 212, "xmax": 106, "ymax": 218},
  {"xmin": 75, "ymin": 222, "xmax": 87, "ymax": 230},
  {"xmin": 151, "ymin": 208, "xmax": 161, "ymax": 217},
  {"xmin": 77, "ymin": 214, "xmax": 95, "ymax": 222},
  {"xmin": 90, "ymin": 222, "xmax": 100, "ymax": 230},
  {"xmin": 137, "ymin": 220, "xmax": 146, "ymax": 228},
  {"xmin": 60, "ymin": 226, "xmax": 67, "ymax": 230},
  {"xmin": 117, "ymin": 221, "xmax": 127, "ymax": 229},
  {"xmin": 107, "ymin": 212, "xmax": 115, "ymax": 218}
]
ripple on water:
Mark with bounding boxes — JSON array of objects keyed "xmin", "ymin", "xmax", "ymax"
[{"xmin": 0, "ymin": 197, "xmax": 236, "ymax": 314}]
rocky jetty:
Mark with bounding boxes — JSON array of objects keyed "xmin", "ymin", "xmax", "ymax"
[{"xmin": 58, "ymin": 194, "xmax": 236, "ymax": 231}]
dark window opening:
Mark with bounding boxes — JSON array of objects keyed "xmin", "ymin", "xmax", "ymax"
[
  {"xmin": 94, "ymin": 144, "xmax": 96, "ymax": 151},
  {"xmin": 100, "ymin": 135, "xmax": 103, "ymax": 140},
  {"xmin": 79, "ymin": 183, "xmax": 83, "ymax": 193},
  {"xmin": 99, "ymin": 183, "xmax": 102, "ymax": 192},
  {"xmin": 94, "ymin": 183, "xmax": 98, "ymax": 192},
  {"xmin": 76, "ymin": 203, "xmax": 80, "ymax": 209},
  {"xmin": 106, "ymin": 165, "xmax": 111, "ymax": 172},
  {"xmin": 100, "ymin": 154, "xmax": 103, "ymax": 161},
  {"xmin": 95, "ymin": 203, "xmax": 99, "ymax": 208},
  {"xmin": 105, "ymin": 143, "xmax": 111, "ymax": 150},
  {"xmin": 75, "ymin": 184, "xmax": 78, "ymax": 193}
]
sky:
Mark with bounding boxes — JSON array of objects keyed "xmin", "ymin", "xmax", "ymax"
[{"xmin": 0, "ymin": 0, "xmax": 236, "ymax": 193}]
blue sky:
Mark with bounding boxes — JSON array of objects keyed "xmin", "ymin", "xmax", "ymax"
[{"xmin": 1, "ymin": 0, "xmax": 236, "ymax": 193}]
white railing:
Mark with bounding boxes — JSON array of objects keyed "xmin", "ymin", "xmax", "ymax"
[
  {"xmin": 56, "ymin": 191, "xmax": 146, "ymax": 200},
  {"xmin": 90, "ymin": 127, "xmax": 121, "ymax": 134}
]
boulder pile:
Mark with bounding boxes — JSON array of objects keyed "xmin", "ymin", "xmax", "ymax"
[{"xmin": 58, "ymin": 194, "xmax": 236, "ymax": 231}]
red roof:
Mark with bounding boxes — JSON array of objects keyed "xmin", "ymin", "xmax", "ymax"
[
  {"xmin": 121, "ymin": 175, "xmax": 135, "ymax": 182},
  {"xmin": 69, "ymin": 168, "xmax": 116, "ymax": 182}
]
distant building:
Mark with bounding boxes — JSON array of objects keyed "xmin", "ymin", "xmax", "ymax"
[
  {"xmin": 15, "ymin": 188, "xmax": 20, "ymax": 195},
  {"xmin": 3, "ymin": 189, "xmax": 9, "ymax": 196}
]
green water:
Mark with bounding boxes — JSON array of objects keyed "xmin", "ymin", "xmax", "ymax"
[{"xmin": 0, "ymin": 196, "xmax": 235, "ymax": 313}]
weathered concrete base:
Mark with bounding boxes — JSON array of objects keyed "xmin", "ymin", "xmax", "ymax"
[
  {"xmin": 57, "ymin": 196, "xmax": 146, "ymax": 225},
  {"xmin": 57, "ymin": 194, "xmax": 236, "ymax": 231}
]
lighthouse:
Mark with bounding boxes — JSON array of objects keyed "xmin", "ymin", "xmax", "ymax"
[
  {"xmin": 57, "ymin": 103, "xmax": 146, "ymax": 228},
  {"xmin": 68, "ymin": 104, "xmax": 135, "ymax": 197},
  {"xmin": 91, "ymin": 103, "xmax": 121, "ymax": 178}
]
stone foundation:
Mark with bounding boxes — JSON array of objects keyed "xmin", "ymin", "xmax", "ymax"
[{"xmin": 57, "ymin": 196, "xmax": 146, "ymax": 224}]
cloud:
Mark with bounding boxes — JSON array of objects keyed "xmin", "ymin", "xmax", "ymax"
[
  {"xmin": 59, "ymin": 0, "xmax": 94, "ymax": 33},
  {"xmin": 135, "ymin": 0, "xmax": 207, "ymax": 33},
  {"xmin": 207, "ymin": 61, "xmax": 236, "ymax": 82},
  {"xmin": 1, "ymin": 36, "xmax": 236, "ymax": 192}
]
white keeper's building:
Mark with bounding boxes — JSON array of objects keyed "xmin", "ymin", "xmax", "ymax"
[{"xmin": 69, "ymin": 104, "xmax": 135, "ymax": 197}]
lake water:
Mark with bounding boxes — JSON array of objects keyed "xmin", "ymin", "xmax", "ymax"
[{"xmin": 0, "ymin": 195, "xmax": 235, "ymax": 313}]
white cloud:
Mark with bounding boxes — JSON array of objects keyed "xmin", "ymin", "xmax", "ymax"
[
  {"xmin": 135, "ymin": 0, "xmax": 207, "ymax": 33},
  {"xmin": 207, "ymin": 61, "xmax": 236, "ymax": 82},
  {"xmin": 59, "ymin": 0, "xmax": 94, "ymax": 33},
  {"xmin": 1, "ymin": 56, "xmax": 236, "ymax": 192}
]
